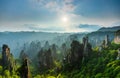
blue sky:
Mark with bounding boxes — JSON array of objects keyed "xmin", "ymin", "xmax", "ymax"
[{"xmin": 0, "ymin": 0, "xmax": 120, "ymax": 32}]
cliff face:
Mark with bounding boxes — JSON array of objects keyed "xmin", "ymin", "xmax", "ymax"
[
  {"xmin": 2, "ymin": 44, "xmax": 16, "ymax": 71},
  {"xmin": 18, "ymin": 58, "xmax": 31, "ymax": 78},
  {"xmin": 114, "ymin": 30, "xmax": 120, "ymax": 44}
]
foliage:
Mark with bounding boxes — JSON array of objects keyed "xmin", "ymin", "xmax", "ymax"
[
  {"xmin": 61, "ymin": 42, "xmax": 120, "ymax": 78},
  {"xmin": 0, "ymin": 66, "xmax": 2, "ymax": 75},
  {"xmin": 0, "ymin": 41, "xmax": 120, "ymax": 78},
  {"xmin": 3, "ymin": 70, "xmax": 10, "ymax": 78}
]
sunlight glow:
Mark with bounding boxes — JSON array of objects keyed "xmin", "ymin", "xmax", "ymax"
[{"xmin": 62, "ymin": 16, "xmax": 68, "ymax": 22}]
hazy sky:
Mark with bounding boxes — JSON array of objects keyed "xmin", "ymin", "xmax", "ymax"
[{"xmin": 0, "ymin": 0, "xmax": 120, "ymax": 32}]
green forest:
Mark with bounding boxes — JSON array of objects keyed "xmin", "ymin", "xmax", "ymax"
[
  {"xmin": 0, "ymin": 0, "xmax": 120, "ymax": 78},
  {"xmin": 0, "ymin": 35, "xmax": 120, "ymax": 78}
]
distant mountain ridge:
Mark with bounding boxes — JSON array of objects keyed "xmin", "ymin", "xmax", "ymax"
[
  {"xmin": 98, "ymin": 26, "xmax": 120, "ymax": 32},
  {"xmin": 0, "ymin": 26, "xmax": 119, "ymax": 57}
]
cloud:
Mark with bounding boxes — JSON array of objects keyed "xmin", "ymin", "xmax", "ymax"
[
  {"xmin": 23, "ymin": 23, "xmax": 93, "ymax": 33},
  {"xmin": 64, "ymin": 0, "xmax": 74, "ymax": 3},
  {"xmin": 111, "ymin": 22, "xmax": 120, "ymax": 26},
  {"xmin": 30, "ymin": 0, "xmax": 120, "ymax": 27},
  {"xmin": 76, "ymin": 24, "xmax": 101, "ymax": 31},
  {"xmin": 0, "ymin": 0, "xmax": 120, "ymax": 32},
  {"xmin": 45, "ymin": 1, "xmax": 57, "ymax": 9},
  {"xmin": 74, "ymin": 0, "xmax": 120, "ymax": 19},
  {"xmin": 30, "ymin": 0, "xmax": 76, "ymax": 14},
  {"xmin": 23, "ymin": 24, "xmax": 65, "ymax": 32}
]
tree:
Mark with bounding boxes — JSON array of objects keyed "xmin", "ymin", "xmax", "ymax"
[
  {"xmin": 4, "ymin": 70, "xmax": 10, "ymax": 78},
  {"xmin": 0, "ymin": 66, "xmax": 2, "ymax": 75},
  {"xmin": 63, "ymin": 40, "xmax": 84, "ymax": 70}
]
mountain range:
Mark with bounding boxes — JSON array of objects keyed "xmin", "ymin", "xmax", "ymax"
[
  {"xmin": 98, "ymin": 26, "xmax": 120, "ymax": 32},
  {"xmin": 0, "ymin": 26, "xmax": 120, "ymax": 57}
]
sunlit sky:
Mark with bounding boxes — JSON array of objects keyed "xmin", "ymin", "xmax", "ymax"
[{"xmin": 0, "ymin": 0, "xmax": 120, "ymax": 32}]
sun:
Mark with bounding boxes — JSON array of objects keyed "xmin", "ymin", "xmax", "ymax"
[{"xmin": 62, "ymin": 16, "xmax": 68, "ymax": 22}]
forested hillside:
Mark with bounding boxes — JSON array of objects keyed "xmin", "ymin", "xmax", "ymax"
[
  {"xmin": 0, "ymin": 30, "xmax": 120, "ymax": 78},
  {"xmin": 0, "ymin": 0, "xmax": 120, "ymax": 77}
]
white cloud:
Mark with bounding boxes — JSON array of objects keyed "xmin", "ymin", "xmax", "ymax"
[
  {"xmin": 1, "ymin": 0, "xmax": 120, "ymax": 32},
  {"xmin": 28, "ymin": 0, "xmax": 120, "ymax": 27},
  {"xmin": 45, "ymin": 1, "xmax": 57, "ymax": 8},
  {"xmin": 30, "ymin": 0, "xmax": 76, "ymax": 13}
]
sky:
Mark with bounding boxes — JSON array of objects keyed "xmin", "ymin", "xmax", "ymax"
[{"xmin": 0, "ymin": 0, "xmax": 120, "ymax": 32}]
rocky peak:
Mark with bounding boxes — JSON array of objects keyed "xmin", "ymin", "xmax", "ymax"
[
  {"xmin": 18, "ymin": 58, "xmax": 31, "ymax": 78},
  {"xmin": 105, "ymin": 35, "xmax": 110, "ymax": 47},
  {"xmin": 2, "ymin": 44, "xmax": 16, "ymax": 71},
  {"xmin": 2, "ymin": 44, "xmax": 10, "ymax": 56},
  {"xmin": 114, "ymin": 30, "xmax": 120, "ymax": 44},
  {"xmin": 82, "ymin": 36, "xmax": 92, "ymax": 63},
  {"xmin": 116, "ymin": 48, "xmax": 120, "ymax": 60},
  {"xmin": 101, "ymin": 35, "xmax": 110, "ymax": 48},
  {"xmin": 43, "ymin": 41, "xmax": 50, "ymax": 50},
  {"xmin": 83, "ymin": 36, "xmax": 91, "ymax": 56}
]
